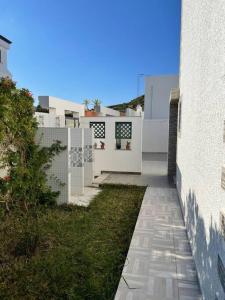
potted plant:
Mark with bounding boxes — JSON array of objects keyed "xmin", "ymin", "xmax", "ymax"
[
  {"xmin": 116, "ymin": 139, "xmax": 121, "ymax": 150},
  {"xmin": 100, "ymin": 141, "xmax": 105, "ymax": 149},
  {"xmin": 126, "ymin": 141, "xmax": 131, "ymax": 150}
]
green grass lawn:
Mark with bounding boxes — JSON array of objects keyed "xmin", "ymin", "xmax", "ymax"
[{"xmin": 0, "ymin": 184, "xmax": 145, "ymax": 300}]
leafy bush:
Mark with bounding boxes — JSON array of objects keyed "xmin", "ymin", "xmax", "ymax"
[
  {"xmin": 0, "ymin": 77, "xmax": 66, "ymax": 212},
  {"xmin": 36, "ymin": 104, "xmax": 49, "ymax": 113}
]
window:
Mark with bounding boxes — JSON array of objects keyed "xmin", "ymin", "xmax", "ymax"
[
  {"xmin": 115, "ymin": 122, "xmax": 132, "ymax": 139},
  {"xmin": 90, "ymin": 122, "xmax": 105, "ymax": 138},
  {"xmin": 65, "ymin": 118, "xmax": 75, "ymax": 128},
  {"xmin": 115, "ymin": 122, "xmax": 132, "ymax": 150}
]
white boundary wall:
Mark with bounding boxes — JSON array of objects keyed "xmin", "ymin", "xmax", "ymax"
[
  {"xmin": 142, "ymin": 119, "xmax": 168, "ymax": 153},
  {"xmin": 80, "ymin": 117, "xmax": 142, "ymax": 175},
  {"xmin": 177, "ymin": 1, "xmax": 225, "ymax": 299},
  {"xmin": 36, "ymin": 128, "xmax": 93, "ymax": 204},
  {"xmin": 36, "ymin": 128, "xmax": 70, "ymax": 204}
]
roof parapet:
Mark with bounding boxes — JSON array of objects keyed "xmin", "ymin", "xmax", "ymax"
[{"xmin": 0, "ymin": 35, "xmax": 12, "ymax": 44}]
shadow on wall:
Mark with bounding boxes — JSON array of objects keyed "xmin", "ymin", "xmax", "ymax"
[{"xmin": 184, "ymin": 189, "xmax": 225, "ymax": 300}]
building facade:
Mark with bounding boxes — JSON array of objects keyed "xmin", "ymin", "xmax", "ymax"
[
  {"xmin": 143, "ymin": 75, "xmax": 178, "ymax": 153},
  {"xmin": 0, "ymin": 35, "xmax": 12, "ymax": 79},
  {"xmin": 176, "ymin": 1, "xmax": 225, "ymax": 299}
]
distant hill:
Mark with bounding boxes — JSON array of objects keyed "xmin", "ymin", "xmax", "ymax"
[{"xmin": 108, "ymin": 95, "xmax": 144, "ymax": 112}]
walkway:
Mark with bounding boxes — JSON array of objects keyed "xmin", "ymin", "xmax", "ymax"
[
  {"xmin": 102, "ymin": 153, "xmax": 170, "ymax": 187},
  {"xmin": 114, "ymin": 154, "xmax": 202, "ymax": 300}
]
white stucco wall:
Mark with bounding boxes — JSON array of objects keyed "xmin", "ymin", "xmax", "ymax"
[
  {"xmin": 125, "ymin": 107, "xmax": 143, "ymax": 117},
  {"xmin": 96, "ymin": 105, "xmax": 120, "ymax": 117},
  {"xmin": 36, "ymin": 128, "xmax": 94, "ymax": 204},
  {"xmin": 0, "ymin": 38, "xmax": 11, "ymax": 79},
  {"xmin": 144, "ymin": 75, "xmax": 178, "ymax": 120},
  {"xmin": 38, "ymin": 96, "xmax": 85, "ymax": 117},
  {"xmin": 35, "ymin": 112, "xmax": 65, "ymax": 127},
  {"xmin": 143, "ymin": 75, "xmax": 178, "ymax": 153},
  {"xmin": 80, "ymin": 117, "xmax": 142, "ymax": 175},
  {"xmin": 177, "ymin": 1, "xmax": 225, "ymax": 299},
  {"xmin": 142, "ymin": 119, "xmax": 168, "ymax": 153},
  {"xmin": 36, "ymin": 128, "xmax": 70, "ymax": 204}
]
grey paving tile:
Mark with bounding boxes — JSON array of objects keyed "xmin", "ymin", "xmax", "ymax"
[{"xmin": 114, "ymin": 174, "xmax": 202, "ymax": 299}]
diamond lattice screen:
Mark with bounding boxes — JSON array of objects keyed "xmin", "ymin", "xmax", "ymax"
[
  {"xmin": 115, "ymin": 122, "xmax": 132, "ymax": 139},
  {"xmin": 90, "ymin": 122, "xmax": 105, "ymax": 138}
]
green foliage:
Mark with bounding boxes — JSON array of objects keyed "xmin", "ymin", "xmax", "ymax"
[
  {"xmin": 108, "ymin": 95, "xmax": 144, "ymax": 112},
  {"xmin": 36, "ymin": 104, "xmax": 49, "ymax": 113},
  {"xmin": 0, "ymin": 185, "xmax": 146, "ymax": 299},
  {"xmin": 92, "ymin": 98, "xmax": 101, "ymax": 108},
  {"xmin": 0, "ymin": 77, "xmax": 66, "ymax": 212},
  {"xmin": 83, "ymin": 99, "xmax": 91, "ymax": 110}
]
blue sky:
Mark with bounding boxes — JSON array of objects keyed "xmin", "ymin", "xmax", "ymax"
[{"xmin": 0, "ymin": 0, "xmax": 181, "ymax": 106}]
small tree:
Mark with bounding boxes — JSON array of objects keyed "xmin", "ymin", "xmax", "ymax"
[
  {"xmin": 83, "ymin": 99, "xmax": 90, "ymax": 110},
  {"xmin": 92, "ymin": 99, "xmax": 101, "ymax": 111},
  {"xmin": 0, "ymin": 78, "xmax": 65, "ymax": 213}
]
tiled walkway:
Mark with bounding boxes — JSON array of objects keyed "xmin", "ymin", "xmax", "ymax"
[
  {"xmin": 114, "ymin": 154, "xmax": 202, "ymax": 300},
  {"xmin": 102, "ymin": 153, "xmax": 170, "ymax": 188}
]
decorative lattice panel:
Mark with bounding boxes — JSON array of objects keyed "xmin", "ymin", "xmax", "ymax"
[
  {"xmin": 84, "ymin": 145, "xmax": 93, "ymax": 162},
  {"xmin": 115, "ymin": 122, "xmax": 132, "ymax": 139},
  {"xmin": 90, "ymin": 122, "xmax": 105, "ymax": 138},
  {"xmin": 70, "ymin": 147, "xmax": 83, "ymax": 167}
]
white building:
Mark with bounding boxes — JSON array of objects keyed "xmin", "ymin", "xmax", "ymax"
[
  {"xmin": 143, "ymin": 75, "xmax": 178, "ymax": 153},
  {"xmin": 0, "ymin": 35, "xmax": 12, "ymax": 79},
  {"xmin": 35, "ymin": 96, "xmax": 142, "ymax": 198},
  {"xmin": 176, "ymin": 1, "xmax": 225, "ymax": 299},
  {"xmin": 36, "ymin": 96, "xmax": 85, "ymax": 128},
  {"xmin": 36, "ymin": 96, "xmax": 123, "ymax": 127},
  {"xmin": 37, "ymin": 96, "xmax": 85, "ymax": 127},
  {"xmin": 95, "ymin": 105, "xmax": 120, "ymax": 117},
  {"xmin": 126, "ymin": 105, "xmax": 143, "ymax": 117},
  {"xmin": 38, "ymin": 96, "xmax": 85, "ymax": 117}
]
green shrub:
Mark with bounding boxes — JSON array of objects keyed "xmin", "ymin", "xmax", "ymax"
[{"xmin": 0, "ymin": 77, "xmax": 66, "ymax": 212}]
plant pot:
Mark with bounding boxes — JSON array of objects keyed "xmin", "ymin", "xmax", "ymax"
[{"xmin": 116, "ymin": 139, "xmax": 121, "ymax": 150}]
